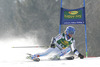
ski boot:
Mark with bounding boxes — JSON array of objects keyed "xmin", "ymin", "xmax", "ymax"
[
  {"xmin": 66, "ymin": 56, "xmax": 74, "ymax": 60},
  {"xmin": 26, "ymin": 53, "xmax": 40, "ymax": 62}
]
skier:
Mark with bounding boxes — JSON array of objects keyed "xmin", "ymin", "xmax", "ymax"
[{"xmin": 27, "ymin": 26, "xmax": 84, "ymax": 61}]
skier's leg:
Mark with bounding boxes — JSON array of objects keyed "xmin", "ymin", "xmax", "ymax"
[
  {"xmin": 59, "ymin": 48, "xmax": 75, "ymax": 60},
  {"xmin": 51, "ymin": 48, "xmax": 71, "ymax": 60},
  {"xmin": 31, "ymin": 48, "xmax": 54, "ymax": 59},
  {"xmin": 59, "ymin": 48, "xmax": 71, "ymax": 56}
]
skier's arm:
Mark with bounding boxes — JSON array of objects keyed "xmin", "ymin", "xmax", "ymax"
[
  {"xmin": 71, "ymin": 40, "xmax": 84, "ymax": 59},
  {"xmin": 71, "ymin": 40, "xmax": 79, "ymax": 55},
  {"xmin": 50, "ymin": 34, "xmax": 63, "ymax": 50},
  {"xmin": 54, "ymin": 34, "xmax": 62, "ymax": 41}
]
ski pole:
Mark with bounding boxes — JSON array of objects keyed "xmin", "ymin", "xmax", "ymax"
[{"xmin": 12, "ymin": 46, "xmax": 50, "ymax": 48}]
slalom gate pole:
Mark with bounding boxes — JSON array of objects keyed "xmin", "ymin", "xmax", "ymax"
[
  {"xmin": 85, "ymin": 24, "xmax": 88, "ymax": 57},
  {"xmin": 83, "ymin": 0, "xmax": 88, "ymax": 57},
  {"xmin": 59, "ymin": 0, "xmax": 63, "ymax": 34}
]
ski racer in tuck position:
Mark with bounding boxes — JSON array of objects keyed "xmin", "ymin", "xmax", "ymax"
[{"xmin": 27, "ymin": 26, "xmax": 84, "ymax": 61}]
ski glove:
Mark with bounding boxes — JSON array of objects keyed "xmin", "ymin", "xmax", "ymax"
[
  {"xmin": 78, "ymin": 53, "xmax": 84, "ymax": 59},
  {"xmin": 51, "ymin": 43, "xmax": 55, "ymax": 48}
]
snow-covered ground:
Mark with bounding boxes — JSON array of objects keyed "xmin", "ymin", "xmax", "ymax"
[{"xmin": 0, "ymin": 38, "xmax": 100, "ymax": 67}]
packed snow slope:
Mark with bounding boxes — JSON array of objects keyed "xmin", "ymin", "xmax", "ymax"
[{"xmin": 0, "ymin": 38, "xmax": 100, "ymax": 67}]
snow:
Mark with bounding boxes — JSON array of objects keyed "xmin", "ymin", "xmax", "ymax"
[{"xmin": 0, "ymin": 38, "xmax": 100, "ymax": 67}]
